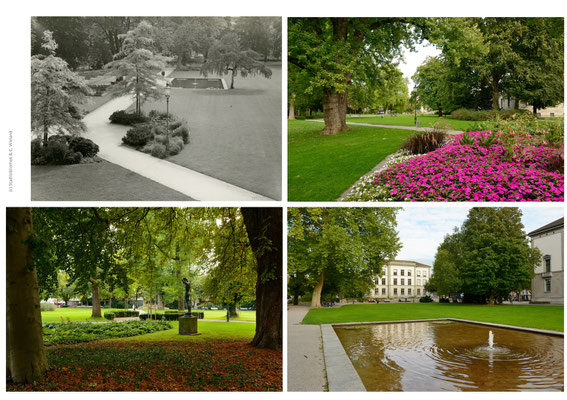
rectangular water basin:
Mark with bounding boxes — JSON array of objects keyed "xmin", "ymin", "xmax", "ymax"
[
  {"xmin": 170, "ymin": 78, "xmax": 225, "ymax": 89},
  {"xmin": 334, "ymin": 321, "xmax": 563, "ymax": 391}
]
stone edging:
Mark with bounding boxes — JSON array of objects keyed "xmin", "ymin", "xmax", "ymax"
[
  {"xmin": 320, "ymin": 324, "xmax": 366, "ymax": 392},
  {"xmin": 322, "ymin": 318, "xmax": 563, "ymax": 392}
]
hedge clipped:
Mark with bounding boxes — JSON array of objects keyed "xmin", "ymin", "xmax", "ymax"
[
  {"xmin": 42, "ymin": 320, "xmax": 172, "ymax": 346},
  {"xmin": 104, "ymin": 312, "xmax": 115, "ymax": 320},
  {"xmin": 109, "ymin": 110, "xmax": 149, "ymax": 125}
]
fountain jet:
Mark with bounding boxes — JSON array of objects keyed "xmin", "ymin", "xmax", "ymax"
[{"xmin": 488, "ymin": 330, "xmax": 494, "ymax": 349}]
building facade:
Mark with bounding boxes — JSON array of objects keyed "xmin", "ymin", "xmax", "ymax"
[
  {"xmin": 499, "ymin": 95, "xmax": 564, "ymax": 117},
  {"xmin": 528, "ymin": 218, "xmax": 564, "ymax": 305},
  {"xmin": 369, "ymin": 260, "xmax": 432, "ymax": 301}
]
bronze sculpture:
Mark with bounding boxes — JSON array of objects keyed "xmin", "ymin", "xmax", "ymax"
[{"xmin": 182, "ymin": 277, "xmax": 191, "ymax": 316}]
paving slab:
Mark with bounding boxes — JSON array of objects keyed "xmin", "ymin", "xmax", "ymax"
[{"xmin": 287, "ymin": 306, "xmax": 327, "ymax": 392}]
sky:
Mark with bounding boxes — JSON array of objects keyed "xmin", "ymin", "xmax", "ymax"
[
  {"xmin": 397, "ymin": 41, "xmax": 441, "ymax": 92},
  {"xmin": 396, "ymin": 206, "xmax": 564, "ymax": 267}
]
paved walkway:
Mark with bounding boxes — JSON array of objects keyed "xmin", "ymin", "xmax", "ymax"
[
  {"xmin": 287, "ymin": 305, "xmax": 327, "ymax": 392},
  {"xmin": 307, "ymin": 119, "xmax": 464, "ymax": 135},
  {"xmin": 82, "ymin": 76, "xmax": 271, "ymax": 201}
]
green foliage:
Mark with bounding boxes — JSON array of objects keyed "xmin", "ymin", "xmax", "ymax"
[
  {"xmin": 68, "ymin": 136, "xmax": 99, "ymax": 158},
  {"xmin": 42, "ymin": 320, "xmax": 172, "ymax": 346},
  {"xmin": 104, "ymin": 312, "xmax": 115, "ymax": 320},
  {"xmin": 428, "ymin": 208, "xmax": 541, "ymax": 304},
  {"xmin": 450, "ymin": 108, "xmax": 534, "ymax": 121},
  {"xmin": 288, "ymin": 207, "xmax": 401, "ymax": 306},
  {"xmin": 419, "ymin": 295, "xmax": 433, "ymax": 303}
]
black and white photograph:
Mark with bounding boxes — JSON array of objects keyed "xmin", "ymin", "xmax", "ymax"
[{"xmin": 30, "ymin": 16, "xmax": 282, "ymax": 201}]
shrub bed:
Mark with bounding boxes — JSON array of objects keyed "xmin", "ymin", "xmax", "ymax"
[
  {"xmin": 31, "ymin": 134, "xmax": 100, "ymax": 166},
  {"xmin": 42, "ymin": 320, "xmax": 172, "ymax": 346},
  {"xmin": 109, "ymin": 110, "xmax": 149, "ymax": 125},
  {"xmin": 450, "ymin": 108, "xmax": 533, "ymax": 121},
  {"xmin": 140, "ymin": 311, "xmax": 204, "ymax": 321}
]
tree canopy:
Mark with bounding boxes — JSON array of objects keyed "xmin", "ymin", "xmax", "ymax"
[
  {"xmin": 427, "ymin": 207, "xmax": 541, "ymax": 304},
  {"xmin": 288, "ymin": 207, "xmax": 401, "ymax": 307}
]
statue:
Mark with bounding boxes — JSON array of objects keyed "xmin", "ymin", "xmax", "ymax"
[{"xmin": 182, "ymin": 277, "xmax": 191, "ymax": 316}]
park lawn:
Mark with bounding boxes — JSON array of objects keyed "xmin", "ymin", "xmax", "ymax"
[
  {"xmin": 288, "ymin": 120, "xmax": 414, "ymax": 201},
  {"xmin": 106, "ymin": 321, "xmax": 256, "ymax": 343},
  {"xmin": 41, "ymin": 308, "xmax": 113, "ymax": 323},
  {"xmin": 31, "ymin": 161, "xmax": 192, "ymax": 201},
  {"xmin": 345, "ymin": 114, "xmax": 481, "ymax": 131},
  {"xmin": 302, "ymin": 303, "xmax": 564, "ymax": 332}
]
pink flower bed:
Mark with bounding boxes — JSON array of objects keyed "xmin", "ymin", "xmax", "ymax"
[{"xmin": 372, "ymin": 132, "xmax": 564, "ymax": 202}]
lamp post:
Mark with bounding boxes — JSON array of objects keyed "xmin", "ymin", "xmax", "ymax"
[
  {"xmin": 165, "ymin": 82, "xmax": 171, "ymax": 151},
  {"xmin": 413, "ymin": 85, "xmax": 418, "ymax": 128}
]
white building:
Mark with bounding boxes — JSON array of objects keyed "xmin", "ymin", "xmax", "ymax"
[
  {"xmin": 528, "ymin": 218, "xmax": 564, "ymax": 305},
  {"xmin": 499, "ymin": 95, "xmax": 564, "ymax": 117},
  {"xmin": 369, "ymin": 260, "xmax": 432, "ymax": 301}
]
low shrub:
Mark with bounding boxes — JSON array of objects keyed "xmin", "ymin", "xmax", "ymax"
[
  {"xmin": 150, "ymin": 142, "xmax": 167, "ymax": 159},
  {"xmin": 112, "ymin": 310, "xmax": 140, "ymax": 318},
  {"xmin": 172, "ymin": 123, "xmax": 190, "ymax": 144},
  {"xmin": 42, "ymin": 320, "xmax": 172, "ymax": 346},
  {"xmin": 69, "ymin": 136, "xmax": 99, "ymax": 158},
  {"xmin": 139, "ymin": 313, "xmax": 165, "ymax": 321},
  {"xmin": 451, "ymin": 108, "xmax": 534, "ymax": 121},
  {"xmin": 168, "ymin": 137, "xmax": 184, "ymax": 155},
  {"xmin": 109, "ymin": 110, "xmax": 149, "ymax": 125},
  {"xmin": 40, "ymin": 302, "xmax": 56, "ymax": 312},
  {"xmin": 294, "ymin": 116, "xmax": 306, "ymax": 120},
  {"xmin": 419, "ymin": 295, "xmax": 433, "ymax": 303},
  {"xmin": 439, "ymin": 298, "xmax": 450, "ymax": 303},
  {"xmin": 31, "ymin": 139, "xmax": 44, "ymax": 164},
  {"xmin": 122, "ymin": 124, "xmax": 154, "ymax": 147},
  {"xmin": 401, "ymin": 131, "xmax": 447, "ymax": 155},
  {"xmin": 104, "ymin": 312, "xmax": 115, "ymax": 320}
]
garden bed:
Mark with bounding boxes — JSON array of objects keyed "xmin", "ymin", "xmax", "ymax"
[{"xmin": 345, "ymin": 130, "xmax": 564, "ymax": 202}]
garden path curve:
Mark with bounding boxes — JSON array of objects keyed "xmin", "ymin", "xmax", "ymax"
[{"xmin": 83, "ymin": 96, "xmax": 271, "ymax": 201}]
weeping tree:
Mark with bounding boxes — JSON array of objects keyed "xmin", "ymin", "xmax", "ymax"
[
  {"xmin": 200, "ymin": 32, "xmax": 272, "ymax": 89},
  {"xmin": 31, "ymin": 31, "xmax": 92, "ymax": 146},
  {"xmin": 105, "ymin": 20, "xmax": 166, "ymax": 115}
]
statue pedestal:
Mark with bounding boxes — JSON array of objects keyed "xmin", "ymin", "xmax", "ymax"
[{"xmin": 179, "ymin": 316, "xmax": 200, "ymax": 335}]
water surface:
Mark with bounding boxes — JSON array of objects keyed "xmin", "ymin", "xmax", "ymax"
[{"xmin": 334, "ymin": 321, "xmax": 563, "ymax": 391}]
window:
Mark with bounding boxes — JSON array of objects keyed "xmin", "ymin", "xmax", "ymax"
[
  {"xmin": 408, "ymin": 279, "xmax": 411, "ymax": 285},
  {"xmin": 417, "ymin": 271, "xmax": 421, "ymax": 277},
  {"xmin": 382, "ymin": 278, "xmax": 386, "ymax": 286},
  {"xmin": 408, "ymin": 288, "xmax": 412, "ymax": 295},
  {"xmin": 394, "ymin": 288, "xmax": 397, "ymax": 295},
  {"xmin": 401, "ymin": 288, "xmax": 405, "ymax": 295},
  {"xmin": 401, "ymin": 278, "xmax": 405, "ymax": 285},
  {"xmin": 393, "ymin": 269, "xmax": 398, "ymax": 276},
  {"xmin": 382, "ymin": 288, "xmax": 386, "ymax": 295},
  {"xmin": 408, "ymin": 270, "xmax": 412, "ymax": 276},
  {"xmin": 417, "ymin": 278, "xmax": 421, "ymax": 286},
  {"xmin": 375, "ymin": 288, "xmax": 379, "ymax": 295},
  {"xmin": 544, "ymin": 255, "xmax": 551, "ymax": 273},
  {"xmin": 423, "ymin": 271, "xmax": 427, "ymax": 278},
  {"xmin": 417, "ymin": 288, "xmax": 421, "ymax": 295},
  {"xmin": 375, "ymin": 278, "xmax": 379, "ymax": 285},
  {"xmin": 401, "ymin": 269, "xmax": 405, "ymax": 276},
  {"xmin": 393, "ymin": 278, "xmax": 397, "ymax": 285},
  {"xmin": 545, "ymin": 279, "xmax": 551, "ymax": 292}
]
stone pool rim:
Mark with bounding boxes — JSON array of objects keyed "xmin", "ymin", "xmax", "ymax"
[
  {"xmin": 170, "ymin": 77, "xmax": 228, "ymax": 90},
  {"xmin": 322, "ymin": 318, "xmax": 563, "ymax": 392}
]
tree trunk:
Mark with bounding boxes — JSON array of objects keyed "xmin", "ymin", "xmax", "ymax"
[
  {"xmin": 437, "ymin": 108, "xmax": 443, "ymax": 117},
  {"xmin": 108, "ymin": 296, "xmax": 112, "ymax": 309},
  {"xmin": 230, "ymin": 69, "xmax": 235, "ymax": 89},
  {"xmin": 241, "ymin": 208, "xmax": 282, "ymax": 351},
  {"xmin": 293, "ymin": 294, "xmax": 299, "ymax": 305},
  {"xmin": 91, "ymin": 279, "xmax": 102, "ymax": 318},
  {"xmin": 533, "ymin": 103, "xmax": 537, "ymax": 115},
  {"xmin": 311, "ymin": 268, "xmax": 325, "ymax": 308},
  {"xmin": 6, "ymin": 208, "xmax": 49, "ymax": 383},
  {"xmin": 157, "ymin": 290, "xmax": 164, "ymax": 310},
  {"xmin": 321, "ymin": 89, "xmax": 349, "ymax": 135},
  {"xmin": 228, "ymin": 302, "xmax": 239, "ymax": 317},
  {"xmin": 288, "ymin": 93, "xmax": 296, "ymax": 120},
  {"xmin": 514, "ymin": 98, "xmax": 520, "ymax": 109},
  {"xmin": 490, "ymin": 75, "xmax": 500, "ymax": 110}
]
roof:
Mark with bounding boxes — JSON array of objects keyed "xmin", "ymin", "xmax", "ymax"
[
  {"xmin": 528, "ymin": 217, "xmax": 564, "ymax": 237},
  {"xmin": 386, "ymin": 259, "xmax": 432, "ymax": 269}
]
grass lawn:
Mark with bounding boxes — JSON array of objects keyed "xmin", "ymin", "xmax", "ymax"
[
  {"xmin": 41, "ymin": 308, "xmax": 256, "ymax": 324},
  {"xmin": 288, "ymin": 120, "xmax": 414, "ymax": 201},
  {"xmin": 138, "ymin": 63, "xmax": 282, "ymax": 200},
  {"xmin": 302, "ymin": 303, "xmax": 564, "ymax": 332},
  {"xmin": 31, "ymin": 161, "xmax": 192, "ymax": 201},
  {"xmin": 346, "ymin": 114, "xmax": 481, "ymax": 131},
  {"xmin": 9, "ymin": 320, "xmax": 282, "ymax": 391}
]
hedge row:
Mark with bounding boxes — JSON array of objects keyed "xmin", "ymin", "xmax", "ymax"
[
  {"xmin": 139, "ymin": 311, "xmax": 204, "ymax": 321},
  {"xmin": 104, "ymin": 310, "xmax": 140, "ymax": 320}
]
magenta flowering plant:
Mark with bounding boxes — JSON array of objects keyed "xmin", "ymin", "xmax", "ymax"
[{"xmin": 361, "ymin": 131, "xmax": 564, "ymax": 202}]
